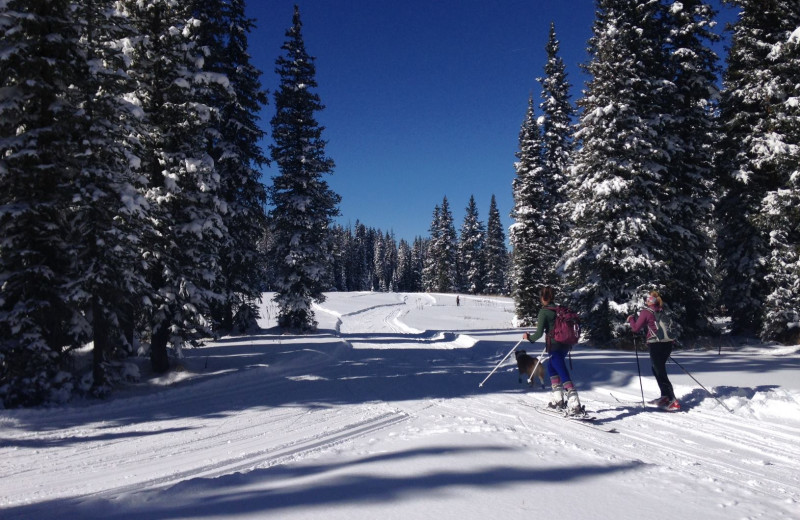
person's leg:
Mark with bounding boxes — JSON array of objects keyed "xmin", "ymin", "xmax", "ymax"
[
  {"xmin": 650, "ymin": 342, "xmax": 675, "ymax": 400},
  {"xmin": 547, "ymin": 350, "xmax": 569, "ymax": 408},
  {"xmin": 550, "ymin": 348, "xmax": 582, "ymax": 414}
]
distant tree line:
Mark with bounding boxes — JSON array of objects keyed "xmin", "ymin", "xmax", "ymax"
[{"xmin": 319, "ymin": 194, "xmax": 510, "ymax": 296}]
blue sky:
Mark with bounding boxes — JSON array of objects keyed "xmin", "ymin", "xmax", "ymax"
[{"xmin": 245, "ymin": 1, "xmax": 738, "ymax": 244}]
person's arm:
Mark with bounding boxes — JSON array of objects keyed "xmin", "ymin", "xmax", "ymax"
[
  {"xmin": 523, "ymin": 308, "xmax": 549, "ymax": 343},
  {"xmin": 628, "ymin": 310, "xmax": 650, "ymax": 335}
]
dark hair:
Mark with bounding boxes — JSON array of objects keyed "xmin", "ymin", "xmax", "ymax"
[{"xmin": 540, "ymin": 286, "xmax": 554, "ymax": 304}]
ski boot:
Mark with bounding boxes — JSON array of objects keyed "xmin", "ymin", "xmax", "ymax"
[
  {"xmin": 548, "ymin": 376, "xmax": 565, "ymax": 410},
  {"xmin": 565, "ymin": 386, "xmax": 586, "ymax": 417}
]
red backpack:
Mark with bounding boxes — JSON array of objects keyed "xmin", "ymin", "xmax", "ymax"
[{"xmin": 546, "ymin": 305, "xmax": 581, "ymax": 345}]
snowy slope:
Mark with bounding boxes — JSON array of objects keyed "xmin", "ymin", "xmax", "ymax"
[{"xmin": 1, "ymin": 292, "xmax": 799, "ymax": 519}]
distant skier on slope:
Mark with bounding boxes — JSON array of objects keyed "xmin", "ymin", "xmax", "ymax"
[
  {"xmin": 522, "ymin": 286, "xmax": 584, "ymax": 416},
  {"xmin": 628, "ymin": 291, "xmax": 681, "ymax": 411}
]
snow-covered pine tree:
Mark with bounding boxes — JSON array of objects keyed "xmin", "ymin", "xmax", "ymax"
[
  {"xmin": 69, "ymin": 0, "xmax": 153, "ymax": 393},
  {"xmin": 424, "ymin": 198, "xmax": 458, "ymax": 293},
  {"xmin": 124, "ymin": 0, "xmax": 227, "ymax": 372},
  {"xmin": 717, "ymin": 0, "xmax": 800, "ymax": 340},
  {"xmin": 353, "ymin": 222, "xmax": 374, "ymax": 291},
  {"xmin": 383, "ymin": 231, "xmax": 398, "ymax": 292},
  {"xmin": 192, "ymin": 0, "xmax": 269, "ymax": 334},
  {"xmin": 0, "ymin": 0, "xmax": 86, "ymax": 406},
  {"xmin": 485, "ymin": 195, "xmax": 508, "ymax": 295},
  {"xmin": 422, "ymin": 205, "xmax": 440, "ymax": 292},
  {"xmin": 395, "ymin": 239, "xmax": 415, "ymax": 292},
  {"xmin": 561, "ymin": 0, "xmax": 673, "ymax": 342},
  {"xmin": 373, "ymin": 232, "xmax": 387, "ymax": 291},
  {"xmin": 510, "ymin": 97, "xmax": 548, "ymax": 324},
  {"xmin": 459, "ymin": 195, "xmax": 486, "ymax": 295},
  {"xmin": 658, "ymin": 0, "xmax": 720, "ymax": 336},
  {"xmin": 268, "ymin": 6, "xmax": 340, "ymax": 330},
  {"xmin": 539, "ymin": 22, "xmax": 574, "ymax": 261},
  {"xmin": 511, "ymin": 24, "xmax": 574, "ymax": 325},
  {"xmin": 329, "ymin": 224, "xmax": 349, "ymax": 291},
  {"xmin": 411, "ymin": 236, "xmax": 428, "ymax": 292}
]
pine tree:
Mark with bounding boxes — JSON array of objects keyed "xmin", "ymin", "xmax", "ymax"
[
  {"xmin": 485, "ymin": 195, "xmax": 508, "ymax": 295},
  {"xmin": 0, "ymin": 0, "xmax": 85, "ymax": 405},
  {"xmin": 268, "ymin": 6, "xmax": 340, "ymax": 330},
  {"xmin": 422, "ymin": 205, "xmax": 441, "ymax": 292},
  {"xmin": 510, "ymin": 97, "xmax": 548, "ymax": 324},
  {"xmin": 539, "ymin": 22, "xmax": 575, "ymax": 232},
  {"xmin": 459, "ymin": 195, "xmax": 486, "ymax": 294},
  {"xmin": 659, "ymin": 0, "xmax": 720, "ymax": 336},
  {"xmin": 192, "ymin": 0, "xmax": 269, "ymax": 334},
  {"xmin": 395, "ymin": 239, "xmax": 415, "ymax": 292},
  {"xmin": 562, "ymin": 0, "xmax": 674, "ymax": 342},
  {"xmin": 125, "ymin": 0, "xmax": 227, "ymax": 371},
  {"xmin": 70, "ymin": 0, "xmax": 152, "ymax": 392},
  {"xmin": 717, "ymin": 0, "xmax": 800, "ymax": 340},
  {"xmin": 411, "ymin": 236, "xmax": 428, "ymax": 292},
  {"xmin": 423, "ymin": 198, "xmax": 458, "ymax": 293}
]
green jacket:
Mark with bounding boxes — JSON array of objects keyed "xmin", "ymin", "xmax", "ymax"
[{"xmin": 527, "ymin": 306, "xmax": 556, "ymax": 343}]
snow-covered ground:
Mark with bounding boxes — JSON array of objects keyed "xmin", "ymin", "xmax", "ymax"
[{"xmin": 2, "ymin": 292, "xmax": 799, "ymax": 519}]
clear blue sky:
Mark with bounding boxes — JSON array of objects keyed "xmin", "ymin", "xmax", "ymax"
[{"xmin": 245, "ymin": 1, "xmax": 738, "ymax": 244}]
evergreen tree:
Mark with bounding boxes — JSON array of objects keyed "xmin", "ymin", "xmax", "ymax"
[
  {"xmin": 539, "ymin": 22, "xmax": 575, "ymax": 243},
  {"xmin": 373, "ymin": 232, "xmax": 387, "ymax": 291},
  {"xmin": 459, "ymin": 195, "xmax": 486, "ymax": 294},
  {"xmin": 193, "ymin": 0, "xmax": 269, "ymax": 334},
  {"xmin": 660, "ymin": 0, "xmax": 720, "ymax": 335},
  {"xmin": 125, "ymin": 0, "xmax": 226, "ymax": 371},
  {"xmin": 0, "ymin": 0, "xmax": 85, "ymax": 405},
  {"xmin": 70, "ymin": 0, "xmax": 152, "ymax": 392},
  {"xmin": 395, "ymin": 239, "xmax": 415, "ymax": 292},
  {"xmin": 485, "ymin": 195, "xmax": 508, "ymax": 295},
  {"xmin": 562, "ymin": 0, "xmax": 673, "ymax": 342},
  {"xmin": 411, "ymin": 236, "xmax": 428, "ymax": 292},
  {"xmin": 422, "ymin": 205, "xmax": 441, "ymax": 291},
  {"xmin": 510, "ymin": 97, "xmax": 548, "ymax": 324},
  {"xmin": 268, "ymin": 6, "xmax": 340, "ymax": 330},
  {"xmin": 717, "ymin": 0, "xmax": 800, "ymax": 340},
  {"xmin": 424, "ymin": 198, "xmax": 458, "ymax": 292}
]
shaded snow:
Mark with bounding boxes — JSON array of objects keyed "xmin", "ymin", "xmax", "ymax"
[{"xmin": 1, "ymin": 292, "xmax": 799, "ymax": 519}]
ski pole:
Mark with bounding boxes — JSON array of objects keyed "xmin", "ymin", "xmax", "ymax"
[
  {"xmin": 479, "ymin": 340, "xmax": 523, "ymax": 388},
  {"xmin": 633, "ymin": 333, "xmax": 645, "ymax": 408},
  {"xmin": 527, "ymin": 344, "xmax": 549, "ymax": 385},
  {"xmin": 669, "ymin": 355, "xmax": 734, "ymax": 414}
]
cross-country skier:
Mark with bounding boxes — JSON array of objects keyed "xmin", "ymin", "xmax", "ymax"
[
  {"xmin": 522, "ymin": 286, "xmax": 583, "ymax": 415},
  {"xmin": 627, "ymin": 291, "xmax": 680, "ymax": 411}
]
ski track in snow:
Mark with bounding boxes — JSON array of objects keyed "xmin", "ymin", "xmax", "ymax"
[{"xmin": 1, "ymin": 292, "xmax": 799, "ymax": 519}]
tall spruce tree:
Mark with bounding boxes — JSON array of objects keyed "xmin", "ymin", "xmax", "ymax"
[
  {"xmin": 70, "ymin": 0, "xmax": 152, "ymax": 392},
  {"xmin": 659, "ymin": 0, "xmax": 720, "ymax": 336},
  {"xmin": 125, "ymin": 0, "xmax": 226, "ymax": 372},
  {"xmin": 268, "ymin": 6, "xmax": 340, "ymax": 330},
  {"xmin": 485, "ymin": 195, "xmax": 508, "ymax": 295},
  {"xmin": 510, "ymin": 97, "xmax": 548, "ymax": 324},
  {"xmin": 427, "ymin": 197, "xmax": 458, "ymax": 293},
  {"xmin": 759, "ymin": 13, "xmax": 800, "ymax": 343},
  {"xmin": 422, "ymin": 205, "xmax": 441, "ymax": 292},
  {"xmin": 539, "ymin": 22, "xmax": 574, "ymax": 253},
  {"xmin": 562, "ymin": 0, "xmax": 674, "ymax": 342},
  {"xmin": 192, "ymin": 0, "xmax": 269, "ymax": 334},
  {"xmin": 717, "ymin": 0, "xmax": 800, "ymax": 340},
  {"xmin": 0, "ymin": 0, "xmax": 86, "ymax": 405},
  {"xmin": 459, "ymin": 195, "xmax": 486, "ymax": 295}
]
